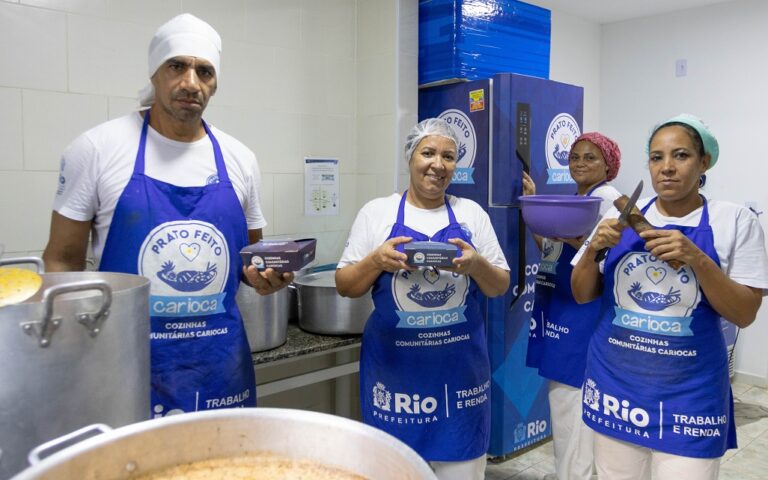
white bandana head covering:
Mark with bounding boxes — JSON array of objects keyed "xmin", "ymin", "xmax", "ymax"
[{"xmin": 137, "ymin": 13, "xmax": 222, "ymax": 107}]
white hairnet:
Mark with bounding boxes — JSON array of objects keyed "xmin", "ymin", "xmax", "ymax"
[
  {"xmin": 137, "ymin": 13, "xmax": 222, "ymax": 107},
  {"xmin": 404, "ymin": 118, "xmax": 459, "ymax": 162}
]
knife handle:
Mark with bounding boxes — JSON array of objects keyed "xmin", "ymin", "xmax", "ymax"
[{"xmin": 594, "ymin": 247, "xmax": 608, "ymax": 263}]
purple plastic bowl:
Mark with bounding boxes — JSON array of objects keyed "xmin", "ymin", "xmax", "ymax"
[{"xmin": 519, "ymin": 195, "xmax": 603, "ymax": 238}]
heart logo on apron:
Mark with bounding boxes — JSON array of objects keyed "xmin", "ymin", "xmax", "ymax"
[
  {"xmin": 180, "ymin": 242, "xmax": 201, "ymax": 261},
  {"xmin": 646, "ymin": 266, "xmax": 666, "ymax": 285},
  {"xmin": 423, "ymin": 268, "xmax": 439, "ymax": 285}
]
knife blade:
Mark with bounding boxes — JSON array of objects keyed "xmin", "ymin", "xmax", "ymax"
[
  {"xmin": 618, "ymin": 180, "xmax": 644, "ymax": 225},
  {"xmin": 595, "ymin": 180, "xmax": 643, "ymax": 262}
]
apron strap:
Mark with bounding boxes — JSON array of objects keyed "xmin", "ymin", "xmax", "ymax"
[
  {"xmin": 396, "ymin": 190, "xmax": 409, "ymax": 225},
  {"xmin": 444, "ymin": 195, "xmax": 458, "ymax": 225},
  {"xmin": 585, "ymin": 180, "xmax": 607, "ymax": 196},
  {"xmin": 699, "ymin": 196, "xmax": 710, "ymax": 227},
  {"xmin": 641, "ymin": 195, "xmax": 710, "ymax": 228},
  {"xmin": 396, "ymin": 191, "xmax": 458, "ymax": 226},
  {"xmin": 134, "ymin": 110, "xmax": 152, "ymax": 175},
  {"xmin": 135, "ymin": 110, "xmax": 228, "ymax": 182},
  {"xmin": 640, "ymin": 197, "xmax": 656, "ymax": 214},
  {"xmin": 202, "ymin": 121, "xmax": 230, "ymax": 183}
]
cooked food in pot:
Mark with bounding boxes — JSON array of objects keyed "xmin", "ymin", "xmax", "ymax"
[
  {"xmin": 136, "ymin": 453, "xmax": 367, "ymax": 480},
  {"xmin": 0, "ymin": 266, "xmax": 42, "ymax": 306}
]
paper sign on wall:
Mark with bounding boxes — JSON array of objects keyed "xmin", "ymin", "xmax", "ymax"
[{"xmin": 304, "ymin": 158, "xmax": 339, "ymax": 216}]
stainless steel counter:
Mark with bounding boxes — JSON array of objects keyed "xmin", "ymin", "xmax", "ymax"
[
  {"xmin": 252, "ymin": 324, "xmax": 362, "ymax": 400},
  {"xmin": 252, "ymin": 323, "xmax": 361, "ymax": 365}
]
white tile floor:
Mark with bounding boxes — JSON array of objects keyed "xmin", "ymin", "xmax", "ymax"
[{"xmin": 485, "ymin": 382, "xmax": 768, "ymax": 479}]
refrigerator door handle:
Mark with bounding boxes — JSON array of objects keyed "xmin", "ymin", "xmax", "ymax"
[{"xmin": 514, "ymin": 102, "xmax": 531, "ymax": 300}]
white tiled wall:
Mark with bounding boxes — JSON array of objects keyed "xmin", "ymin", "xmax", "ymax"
[{"xmin": 0, "ymin": 0, "xmax": 416, "ymax": 267}]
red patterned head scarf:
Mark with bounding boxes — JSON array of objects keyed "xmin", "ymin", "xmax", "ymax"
[{"xmin": 572, "ymin": 132, "xmax": 621, "ymax": 181}]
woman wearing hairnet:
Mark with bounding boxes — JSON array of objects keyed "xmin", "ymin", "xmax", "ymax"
[
  {"xmin": 571, "ymin": 114, "xmax": 768, "ymax": 479},
  {"xmin": 336, "ymin": 118, "xmax": 510, "ymax": 479},
  {"xmin": 525, "ymin": 132, "xmax": 622, "ymax": 480}
]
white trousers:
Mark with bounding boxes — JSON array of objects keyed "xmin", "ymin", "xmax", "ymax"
[
  {"xmin": 549, "ymin": 381, "xmax": 595, "ymax": 480},
  {"xmin": 431, "ymin": 455, "xmax": 487, "ymax": 480},
  {"xmin": 594, "ymin": 432, "xmax": 721, "ymax": 480}
]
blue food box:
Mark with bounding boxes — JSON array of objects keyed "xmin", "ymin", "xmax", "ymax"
[
  {"xmin": 240, "ymin": 238, "xmax": 317, "ymax": 272},
  {"xmin": 404, "ymin": 241, "xmax": 459, "ymax": 267},
  {"xmin": 419, "ymin": 0, "xmax": 551, "ymax": 86}
]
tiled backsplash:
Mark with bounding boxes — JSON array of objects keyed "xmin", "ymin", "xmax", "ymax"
[{"xmin": 0, "ymin": 0, "xmax": 416, "ymax": 266}]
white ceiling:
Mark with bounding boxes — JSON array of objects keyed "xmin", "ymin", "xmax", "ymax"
[{"xmin": 526, "ymin": 0, "xmax": 739, "ymax": 24}]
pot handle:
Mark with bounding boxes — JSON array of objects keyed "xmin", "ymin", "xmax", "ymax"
[
  {"xmin": 0, "ymin": 256, "xmax": 45, "ymax": 274},
  {"xmin": 21, "ymin": 280, "xmax": 112, "ymax": 347},
  {"xmin": 28, "ymin": 423, "xmax": 112, "ymax": 465}
]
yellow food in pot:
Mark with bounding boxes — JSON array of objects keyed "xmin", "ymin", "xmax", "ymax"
[
  {"xmin": 0, "ymin": 267, "xmax": 42, "ymax": 307},
  {"xmin": 136, "ymin": 453, "xmax": 367, "ymax": 480}
]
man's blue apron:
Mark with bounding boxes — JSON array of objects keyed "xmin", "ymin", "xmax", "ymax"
[
  {"xmin": 99, "ymin": 111, "xmax": 255, "ymax": 417},
  {"xmin": 582, "ymin": 197, "xmax": 735, "ymax": 458},
  {"xmin": 360, "ymin": 192, "xmax": 491, "ymax": 461},
  {"xmin": 526, "ymin": 183, "xmax": 604, "ymax": 387}
]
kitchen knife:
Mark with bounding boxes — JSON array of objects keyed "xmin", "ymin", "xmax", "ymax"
[{"xmin": 594, "ymin": 179, "xmax": 643, "ymax": 262}]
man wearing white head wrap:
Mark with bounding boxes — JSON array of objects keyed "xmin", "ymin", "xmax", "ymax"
[
  {"xmin": 336, "ymin": 118, "xmax": 510, "ymax": 480},
  {"xmin": 138, "ymin": 13, "xmax": 222, "ymax": 107},
  {"xmin": 43, "ymin": 13, "xmax": 291, "ymax": 418}
]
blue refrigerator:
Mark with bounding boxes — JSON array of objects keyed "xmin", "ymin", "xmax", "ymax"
[{"xmin": 419, "ymin": 72, "xmax": 584, "ymax": 456}]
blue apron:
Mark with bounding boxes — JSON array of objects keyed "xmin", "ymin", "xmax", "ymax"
[
  {"xmin": 526, "ymin": 184, "xmax": 604, "ymax": 387},
  {"xmin": 360, "ymin": 192, "xmax": 491, "ymax": 461},
  {"xmin": 582, "ymin": 197, "xmax": 735, "ymax": 458},
  {"xmin": 99, "ymin": 111, "xmax": 255, "ymax": 417}
]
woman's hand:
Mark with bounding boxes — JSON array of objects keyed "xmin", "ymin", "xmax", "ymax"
[
  {"xmin": 522, "ymin": 172, "xmax": 536, "ymax": 196},
  {"xmin": 371, "ymin": 236, "xmax": 414, "ymax": 273},
  {"xmin": 588, "ymin": 218, "xmax": 626, "ymax": 253},
  {"xmin": 444, "ymin": 238, "xmax": 480, "ymax": 276},
  {"xmin": 243, "ymin": 266, "xmax": 294, "ymax": 296},
  {"xmin": 444, "ymin": 238, "xmax": 509, "ymax": 296},
  {"xmin": 639, "ymin": 229, "xmax": 705, "ymax": 266}
]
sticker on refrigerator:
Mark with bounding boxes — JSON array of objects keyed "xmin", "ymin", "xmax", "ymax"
[
  {"xmin": 438, "ymin": 109, "xmax": 476, "ymax": 185},
  {"xmin": 545, "ymin": 113, "xmax": 580, "ymax": 185},
  {"xmin": 469, "ymin": 89, "xmax": 485, "ymax": 112}
]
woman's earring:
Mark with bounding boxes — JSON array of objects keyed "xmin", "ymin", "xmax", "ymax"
[{"xmin": 699, "ymin": 175, "xmax": 707, "ymax": 188}]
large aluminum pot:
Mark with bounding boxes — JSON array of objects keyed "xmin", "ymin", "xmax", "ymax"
[
  {"xmin": 12, "ymin": 408, "xmax": 437, "ymax": 479},
  {"xmin": 294, "ymin": 270, "xmax": 373, "ymax": 335},
  {"xmin": 0, "ymin": 258, "xmax": 150, "ymax": 480},
  {"xmin": 234, "ymin": 281, "xmax": 289, "ymax": 352}
]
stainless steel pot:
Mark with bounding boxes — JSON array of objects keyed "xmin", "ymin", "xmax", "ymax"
[
  {"xmin": 12, "ymin": 408, "xmax": 437, "ymax": 480},
  {"xmin": 0, "ymin": 258, "xmax": 150, "ymax": 480},
  {"xmin": 294, "ymin": 270, "xmax": 373, "ymax": 335},
  {"xmin": 234, "ymin": 281, "xmax": 289, "ymax": 352}
]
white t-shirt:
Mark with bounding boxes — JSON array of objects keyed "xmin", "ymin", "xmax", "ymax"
[
  {"xmin": 591, "ymin": 184, "xmax": 622, "ymax": 217},
  {"xmin": 572, "ymin": 196, "xmax": 768, "ymax": 292},
  {"xmin": 338, "ymin": 193, "xmax": 510, "ymax": 271},
  {"xmin": 53, "ymin": 111, "xmax": 266, "ymax": 265}
]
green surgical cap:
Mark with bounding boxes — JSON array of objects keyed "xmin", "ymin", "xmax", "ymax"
[{"xmin": 648, "ymin": 113, "xmax": 719, "ymax": 169}]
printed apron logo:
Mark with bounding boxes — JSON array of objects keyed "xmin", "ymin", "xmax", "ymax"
[
  {"xmin": 371, "ymin": 381, "xmax": 440, "ymax": 424},
  {"xmin": 612, "ymin": 253, "xmax": 701, "ymax": 336},
  {"xmin": 583, "ymin": 378, "xmax": 652, "ymax": 438},
  {"xmin": 545, "ymin": 113, "xmax": 580, "ymax": 185},
  {"xmin": 538, "ymin": 238, "xmax": 563, "ymax": 275},
  {"xmin": 438, "ymin": 109, "xmax": 476, "ymax": 185},
  {"xmin": 583, "ymin": 378, "xmax": 601, "ymax": 411},
  {"xmin": 392, "ymin": 268, "xmax": 470, "ymax": 328},
  {"xmin": 373, "ymin": 382, "xmax": 392, "ymax": 411},
  {"xmin": 139, "ymin": 220, "xmax": 230, "ymax": 317}
]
